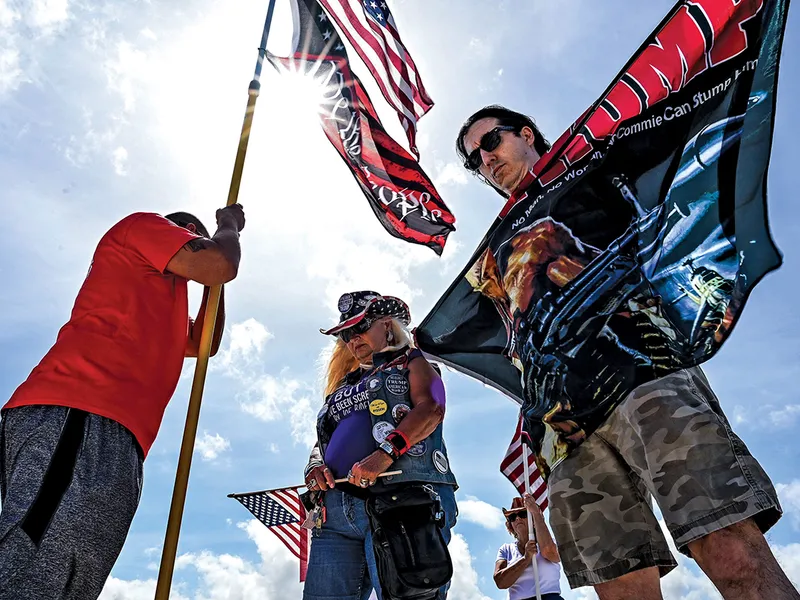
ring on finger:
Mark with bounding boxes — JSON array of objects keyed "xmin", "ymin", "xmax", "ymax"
[
  {"xmin": 308, "ymin": 478, "xmax": 317, "ymax": 488},
  {"xmin": 359, "ymin": 478, "xmax": 369, "ymax": 488}
]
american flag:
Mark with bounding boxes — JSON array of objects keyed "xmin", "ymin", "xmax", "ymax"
[
  {"xmin": 268, "ymin": 0, "xmax": 455, "ymax": 254},
  {"xmin": 500, "ymin": 413, "xmax": 548, "ymax": 510},
  {"xmin": 318, "ymin": 0, "xmax": 433, "ymax": 157},
  {"xmin": 229, "ymin": 487, "xmax": 312, "ymax": 582}
]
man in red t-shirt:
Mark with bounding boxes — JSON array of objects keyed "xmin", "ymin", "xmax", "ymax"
[{"xmin": 0, "ymin": 204, "xmax": 245, "ymax": 600}]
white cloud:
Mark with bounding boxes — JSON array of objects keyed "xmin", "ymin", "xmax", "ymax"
[
  {"xmin": 0, "ymin": 2, "xmax": 22, "ymax": 95},
  {"xmin": 239, "ymin": 372, "xmax": 320, "ymax": 446},
  {"xmin": 219, "ymin": 318, "xmax": 274, "ymax": 371},
  {"xmin": 447, "ymin": 534, "xmax": 493, "ymax": 600},
  {"xmin": 194, "ymin": 432, "xmax": 231, "ymax": 462},
  {"xmin": 773, "ymin": 543, "xmax": 800, "ymax": 589},
  {"xmin": 0, "ymin": 46, "xmax": 22, "ymax": 94},
  {"xmin": 112, "ymin": 146, "xmax": 128, "ymax": 175},
  {"xmin": 457, "ymin": 495, "xmax": 505, "ymax": 530},
  {"xmin": 776, "ymin": 480, "xmax": 800, "ymax": 530},
  {"xmin": 769, "ymin": 404, "xmax": 800, "ymax": 428},
  {"xmin": 105, "ymin": 40, "xmax": 149, "ymax": 114},
  {"xmin": 0, "ymin": 1, "xmax": 19, "ymax": 28},
  {"xmin": 101, "ymin": 520, "xmax": 302, "ymax": 600},
  {"xmin": 240, "ymin": 375, "xmax": 308, "ymax": 421},
  {"xmin": 289, "ymin": 394, "xmax": 318, "ymax": 448},
  {"xmin": 140, "ymin": 27, "xmax": 157, "ymax": 41},
  {"xmin": 100, "ymin": 577, "xmax": 190, "ymax": 600},
  {"xmin": 214, "ymin": 318, "xmax": 317, "ymax": 447},
  {"xmin": 467, "ymin": 37, "xmax": 493, "ymax": 60},
  {"xmin": 435, "ymin": 162, "xmax": 469, "ymax": 188},
  {"xmin": 29, "ymin": 0, "xmax": 70, "ymax": 32}
]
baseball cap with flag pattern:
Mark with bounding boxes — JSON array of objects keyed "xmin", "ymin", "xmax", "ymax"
[{"xmin": 320, "ymin": 291, "xmax": 411, "ymax": 336}]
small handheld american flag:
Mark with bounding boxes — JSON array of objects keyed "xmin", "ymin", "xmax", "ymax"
[
  {"xmin": 229, "ymin": 487, "xmax": 312, "ymax": 582},
  {"xmin": 500, "ymin": 413, "xmax": 548, "ymax": 510}
]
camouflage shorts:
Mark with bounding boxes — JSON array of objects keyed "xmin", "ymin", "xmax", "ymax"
[{"xmin": 547, "ymin": 367, "xmax": 782, "ymax": 589}]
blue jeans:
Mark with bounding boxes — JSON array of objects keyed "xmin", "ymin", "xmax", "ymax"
[{"xmin": 302, "ymin": 485, "xmax": 457, "ymax": 600}]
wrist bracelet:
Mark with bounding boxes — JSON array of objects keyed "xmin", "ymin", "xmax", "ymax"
[{"xmin": 386, "ymin": 430, "xmax": 410, "ymax": 457}]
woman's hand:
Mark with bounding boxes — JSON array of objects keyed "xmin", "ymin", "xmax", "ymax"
[
  {"xmin": 523, "ymin": 493, "xmax": 541, "ymax": 515},
  {"xmin": 523, "ymin": 539, "xmax": 538, "ymax": 561},
  {"xmin": 348, "ymin": 451, "xmax": 394, "ymax": 488},
  {"xmin": 305, "ymin": 463, "xmax": 336, "ymax": 491}
]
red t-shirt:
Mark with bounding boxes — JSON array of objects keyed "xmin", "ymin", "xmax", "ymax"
[{"xmin": 4, "ymin": 213, "xmax": 201, "ymax": 457}]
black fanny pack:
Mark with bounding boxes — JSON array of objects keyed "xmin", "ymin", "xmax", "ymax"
[{"xmin": 365, "ymin": 485, "xmax": 453, "ymax": 600}]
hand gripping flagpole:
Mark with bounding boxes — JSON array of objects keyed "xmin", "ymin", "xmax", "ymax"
[
  {"xmin": 521, "ymin": 443, "xmax": 542, "ymax": 600},
  {"xmin": 154, "ymin": 1, "xmax": 277, "ymax": 598}
]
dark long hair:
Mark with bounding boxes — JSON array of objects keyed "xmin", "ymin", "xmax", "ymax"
[{"xmin": 455, "ymin": 105, "xmax": 552, "ymax": 197}]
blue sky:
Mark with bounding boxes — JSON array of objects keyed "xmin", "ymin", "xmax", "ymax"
[{"xmin": 1, "ymin": 0, "xmax": 799, "ymax": 598}]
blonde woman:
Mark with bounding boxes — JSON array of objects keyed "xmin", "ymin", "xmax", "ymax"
[{"xmin": 302, "ymin": 291, "xmax": 458, "ymax": 600}]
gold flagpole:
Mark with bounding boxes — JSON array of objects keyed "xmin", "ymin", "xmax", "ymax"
[{"xmin": 154, "ymin": 1, "xmax": 278, "ymax": 597}]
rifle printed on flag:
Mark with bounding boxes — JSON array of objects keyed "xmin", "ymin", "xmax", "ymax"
[
  {"xmin": 267, "ymin": 0, "xmax": 455, "ymax": 255},
  {"xmin": 228, "ymin": 486, "xmax": 312, "ymax": 582},
  {"xmin": 417, "ymin": 0, "xmax": 788, "ymax": 476}
]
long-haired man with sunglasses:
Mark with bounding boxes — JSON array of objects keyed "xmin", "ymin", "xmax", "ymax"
[{"xmin": 455, "ymin": 106, "xmax": 793, "ymax": 600}]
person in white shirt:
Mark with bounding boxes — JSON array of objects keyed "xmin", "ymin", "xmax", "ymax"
[{"xmin": 495, "ymin": 494, "xmax": 564, "ymax": 600}]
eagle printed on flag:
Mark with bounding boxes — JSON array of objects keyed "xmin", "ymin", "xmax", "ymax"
[{"xmin": 416, "ymin": 0, "xmax": 787, "ymax": 478}]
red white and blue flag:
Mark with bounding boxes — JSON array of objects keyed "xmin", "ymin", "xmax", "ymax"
[
  {"xmin": 500, "ymin": 414, "xmax": 548, "ymax": 509},
  {"xmin": 318, "ymin": 0, "xmax": 433, "ymax": 157},
  {"xmin": 268, "ymin": 0, "xmax": 454, "ymax": 254},
  {"xmin": 229, "ymin": 487, "xmax": 311, "ymax": 582}
]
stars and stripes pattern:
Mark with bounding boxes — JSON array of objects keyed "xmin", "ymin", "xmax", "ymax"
[
  {"xmin": 500, "ymin": 414, "xmax": 548, "ymax": 509},
  {"xmin": 229, "ymin": 487, "xmax": 311, "ymax": 582},
  {"xmin": 268, "ymin": 0, "xmax": 455, "ymax": 254},
  {"xmin": 318, "ymin": 0, "xmax": 433, "ymax": 157}
]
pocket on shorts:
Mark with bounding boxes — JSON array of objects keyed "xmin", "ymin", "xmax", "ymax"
[{"xmin": 20, "ymin": 409, "xmax": 87, "ymax": 546}]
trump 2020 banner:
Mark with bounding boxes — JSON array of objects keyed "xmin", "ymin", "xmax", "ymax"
[{"xmin": 416, "ymin": 0, "xmax": 788, "ymax": 477}]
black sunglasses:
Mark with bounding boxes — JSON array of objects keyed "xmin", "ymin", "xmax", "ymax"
[
  {"xmin": 338, "ymin": 318, "xmax": 377, "ymax": 343},
  {"xmin": 465, "ymin": 126, "xmax": 517, "ymax": 171},
  {"xmin": 507, "ymin": 511, "xmax": 527, "ymax": 522}
]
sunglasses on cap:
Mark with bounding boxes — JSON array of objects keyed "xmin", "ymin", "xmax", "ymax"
[
  {"xmin": 465, "ymin": 125, "xmax": 517, "ymax": 172},
  {"xmin": 507, "ymin": 511, "xmax": 527, "ymax": 522},
  {"xmin": 338, "ymin": 318, "xmax": 377, "ymax": 343}
]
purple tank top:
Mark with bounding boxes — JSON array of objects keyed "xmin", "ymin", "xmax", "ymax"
[
  {"xmin": 323, "ymin": 372, "xmax": 376, "ymax": 479},
  {"xmin": 322, "ymin": 349, "xmax": 430, "ymax": 479}
]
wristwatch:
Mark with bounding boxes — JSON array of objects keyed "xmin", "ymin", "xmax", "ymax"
[{"xmin": 378, "ymin": 440, "xmax": 398, "ymax": 460}]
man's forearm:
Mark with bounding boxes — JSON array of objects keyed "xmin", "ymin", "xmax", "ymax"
[{"xmin": 210, "ymin": 225, "xmax": 241, "ymax": 274}]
